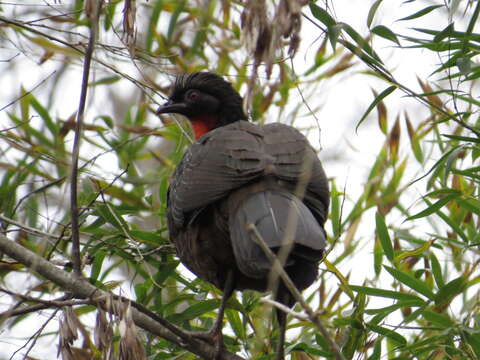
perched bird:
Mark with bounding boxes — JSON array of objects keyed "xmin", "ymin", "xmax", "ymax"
[{"xmin": 157, "ymin": 72, "xmax": 329, "ymax": 360}]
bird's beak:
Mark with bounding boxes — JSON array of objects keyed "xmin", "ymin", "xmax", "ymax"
[{"xmin": 156, "ymin": 100, "xmax": 189, "ymax": 115}]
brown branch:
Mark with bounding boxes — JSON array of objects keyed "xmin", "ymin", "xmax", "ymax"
[
  {"xmin": 0, "ymin": 214, "xmax": 62, "ymax": 241},
  {"xmin": 0, "ymin": 288, "xmax": 89, "ymax": 308},
  {"xmin": 0, "ymin": 233, "xmax": 244, "ymax": 360},
  {"xmin": 70, "ymin": 1, "xmax": 102, "ymax": 276},
  {"xmin": 247, "ymin": 223, "xmax": 346, "ymax": 360}
]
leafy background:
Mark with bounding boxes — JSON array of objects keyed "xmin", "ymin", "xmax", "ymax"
[{"xmin": 0, "ymin": 1, "xmax": 479, "ymax": 359}]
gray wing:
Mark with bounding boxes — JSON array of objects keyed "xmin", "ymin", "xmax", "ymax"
[{"xmin": 168, "ymin": 120, "xmax": 329, "ymax": 228}]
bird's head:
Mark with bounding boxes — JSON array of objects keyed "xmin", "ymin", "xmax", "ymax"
[{"xmin": 156, "ymin": 72, "xmax": 247, "ymax": 139}]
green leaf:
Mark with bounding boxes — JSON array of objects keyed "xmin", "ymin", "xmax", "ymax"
[
  {"xmin": 350, "ymin": 285, "xmax": 425, "ymax": 302},
  {"xmin": 365, "ymin": 299, "xmax": 424, "ymax": 315},
  {"xmin": 371, "ymin": 25, "xmax": 400, "ymax": 45},
  {"xmin": 384, "ymin": 265, "xmax": 435, "ymax": 300},
  {"xmin": 226, "ymin": 309, "xmax": 245, "ymax": 341},
  {"xmin": 442, "ymin": 134, "xmax": 480, "ymax": 144},
  {"xmin": 167, "ymin": 0, "xmax": 186, "ymax": 42},
  {"xmin": 330, "ymin": 180, "xmax": 341, "ymax": 238},
  {"xmin": 167, "ymin": 299, "xmax": 219, "ymax": 324},
  {"xmin": 88, "ymin": 76, "xmax": 121, "ymax": 87},
  {"xmin": 341, "ymin": 23, "xmax": 383, "ymax": 63},
  {"xmin": 356, "ymin": 86, "xmax": 396, "ymax": 132},
  {"xmin": 374, "ymin": 237, "xmax": 383, "ymax": 276},
  {"xmin": 398, "ymin": 5, "xmax": 443, "ymax": 21},
  {"xmin": 328, "ymin": 24, "xmax": 342, "ymax": 51},
  {"xmin": 457, "ymin": 197, "xmax": 480, "ymax": 215},
  {"xmin": 367, "ymin": 0, "xmax": 383, "ymax": 28},
  {"xmin": 29, "ymin": 95, "xmax": 57, "ymax": 137},
  {"xmin": 406, "ymin": 192, "xmax": 460, "ymax": 221},
  {"xmin": 444, "ymin": 145, "xmax": 467, "ymax": 183},
  {"xmin": 134, "ymin": 282, "xmax": 147, "ymax": 303},
  {"xmin": 292, "ymin": 343, "xmax": 332, "ymax": 357},
  {"xmin": 309, "ymin": 3, "xmax": 336, "ymax": 27},
  {"xmin": 394, "ymin": 240, "xmax": 435, "ymax": 262},
  {"xmin": 462, "ymin": 329, "xmax": 480, "ymax": 358},
  {"xmin": 433, "ymin": 23, "xmax": 455, "ymax": 42},
  {"xmin": 324, "ymin": 259, "xmax": 355, "ymax": 300},
  {"xmin": 146, "ymin": 0, "xmax": 163, "ymax": 52},
  {"xmin": 429, "ymin": 252, "xmax": 444, "ymax": 288},
  {"xmin": 94, "ymin": 203, "xmax": 130, "ymax": 232},
  {"xmin": 409, "ymin": 145, "xmax": 463, "ymax": 186},
  {"xmin": 375, "ymin": 212, "xmax": 394, "ymax": 261},
  {"xmin": 90, "ymin": 250, "xmax": 107, "ymax": 283},
  {"xmin": 421, "ymin": 310, "xmax": 455, "ymax": 327},
  {"xmin": 154, "ymin": 261, "xmax": 180, "ymax": 287},
  {"xmin": 366, "ymin": 323, "xmax": 407, "ymax": 345},
  {"xmin": 368, "ymin": 337, "xmax": 382, "ymax": 360},
  {"xmin": 434, "ymin": 276, "xmax": 468, "ymax": 308}
]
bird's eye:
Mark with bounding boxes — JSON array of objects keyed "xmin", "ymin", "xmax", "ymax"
[{"xmin": 186, "ymin": 90, "xmax": 199, "ymax": 101}]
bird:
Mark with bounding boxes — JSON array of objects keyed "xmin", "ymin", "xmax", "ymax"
[{"xmin": 156, "ymin": 72, "xmax": 329, "ymax": 360}]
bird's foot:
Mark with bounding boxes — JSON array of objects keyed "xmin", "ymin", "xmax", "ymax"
[
  {"xmin": 185, "ymin": 329, "xmax": 224, "ymax": 359},
  {"xmin": 274, "ymin": 347, "xmax": 285, "ymax": 360}
]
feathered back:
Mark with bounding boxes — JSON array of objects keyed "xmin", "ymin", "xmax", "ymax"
[{"xmin": 170, "ymin": 72, "xmax": 247, "ymax": 126}]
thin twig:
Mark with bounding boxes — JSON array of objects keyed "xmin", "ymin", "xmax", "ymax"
[
  {"xmin": 0, "ymin": 71, "xmax": 56, "ymax": 112},
  {"xmin": 70, "ymin": 1, "xmax": 102, "ymax": 276},
  {"xmin": 9, "ymin": 308, "xmax": 59, "ymax": 360},
  {"xmin": 0, "ymin": 214, "xmax": 62, "ymax": 240},
  {"xmin": 260, "ymin": 298, "xmax": 309, "ymax": 321},
  {"xmin": 0, "ymin": 290, "xmax": 89, "ymax": 319},
  {"xmin": 247, "ymin": 223, "xmax": 346, "ymax": 360}
]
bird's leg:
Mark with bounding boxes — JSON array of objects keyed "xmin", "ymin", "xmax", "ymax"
[
  {"xmin": 189, "ymin": 270, "xmax": 235, "ymax": 359},
  {"xmin": 275, "ymin": 307, "xmax": 286, "ymax": 360},
  {"xmin": 273, "ymin": 285, "xmax": 293, "ymax": 360}
]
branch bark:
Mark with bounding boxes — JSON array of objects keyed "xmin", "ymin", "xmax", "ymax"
[
  {"xmin": 70, "ymin": 0, "xmax": 102, "ymax": 276},
  {"xmin": 0, "ymin": 233, "xmax": 244, "ymax": 360}
]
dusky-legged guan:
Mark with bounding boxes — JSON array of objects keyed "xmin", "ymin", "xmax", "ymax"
[{"xmin": 157, "ymin": 72, "xmax": 329, "ymax": 360}]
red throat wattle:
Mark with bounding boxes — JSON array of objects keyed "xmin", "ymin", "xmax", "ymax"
[{"xmin": 190, "ymin": 115, "xmax": 218, "ymax": 139}]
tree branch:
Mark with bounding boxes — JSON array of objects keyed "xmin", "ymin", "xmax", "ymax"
[
  {"xmin": 70, "ymin": 0, "xmax": 102, "ymax": 277},
  {"xmin": 0, "ymin": 233, "xmax": 244, "ymax": 360}
]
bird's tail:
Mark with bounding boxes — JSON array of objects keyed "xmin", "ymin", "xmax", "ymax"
[{"xmin": 229, "ymin": 189, "xmax": 326, "ymax": 281}]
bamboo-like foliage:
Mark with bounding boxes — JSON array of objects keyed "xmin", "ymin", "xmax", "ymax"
[{"xmin": 0, "ymin": 1, "xmax": 479, "ymax": 360}]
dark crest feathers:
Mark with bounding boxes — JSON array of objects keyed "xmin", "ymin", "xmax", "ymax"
[{"xmin": 171, "ymin": 72, "xmax": 247, "ymax": 126}]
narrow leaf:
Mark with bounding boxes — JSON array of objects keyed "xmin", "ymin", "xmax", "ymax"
[
  {"xmin": 371, "ymin": 25, "xmax": 400, "ymax": 45},
  {"xmin": 434, "ymin": 276, "xmax": 467, "ymax": 308},
  {"xmin": 429, "ymin": 252, "xmax": 444, "ymax": 288},
  {"xmin": 406, "ymin": 193, "xmax": 459, "ymax": 221},
  {"xmin": 350, "ymin": 285, "xmax": 424, "ymax": 302},
  {"xmin": 434, "ymin": 23, "xmax": 455, "ymax": 42},
  {"xmin": 384, "ymin": 265, "xmax": 435, "ymax": 299},
  {"xmin": 376, "ymin": 212, "xmax": 394, "ymax": 261},
  {"xmin": 367, "ymin": 0, "xmax": 383, "ymax": 28},
  {"xmin": 367, "ymin": 323, "xmax": 407, "ymax": 345},
  {"xmin": 356, "ymin": 86, "xmax": 396, "ymax": 132},
  {"xmin": 324, "ymin": 259, "xmax": 355, "ymax": 300},
  {"xmin": 405, "ymin": 112, "xmax": 424, "ymax": 163},
  {"xmin": 398, "ymin": 5, "xmax": 443, "ymax": 21},
  {"xmin": 372, "ymin": 89, "xmax": 388, "ymax": 134},
  {"xmin": 394, "ymin": 240, "xmax": 435, "ymax": 262},
  {"xmin": 309, "ymin": 3, "xmax": 336, "ymax": 27},
  {"xmin": 421, "ymin": 310, "xmax": 455, "ymax": 327}
]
